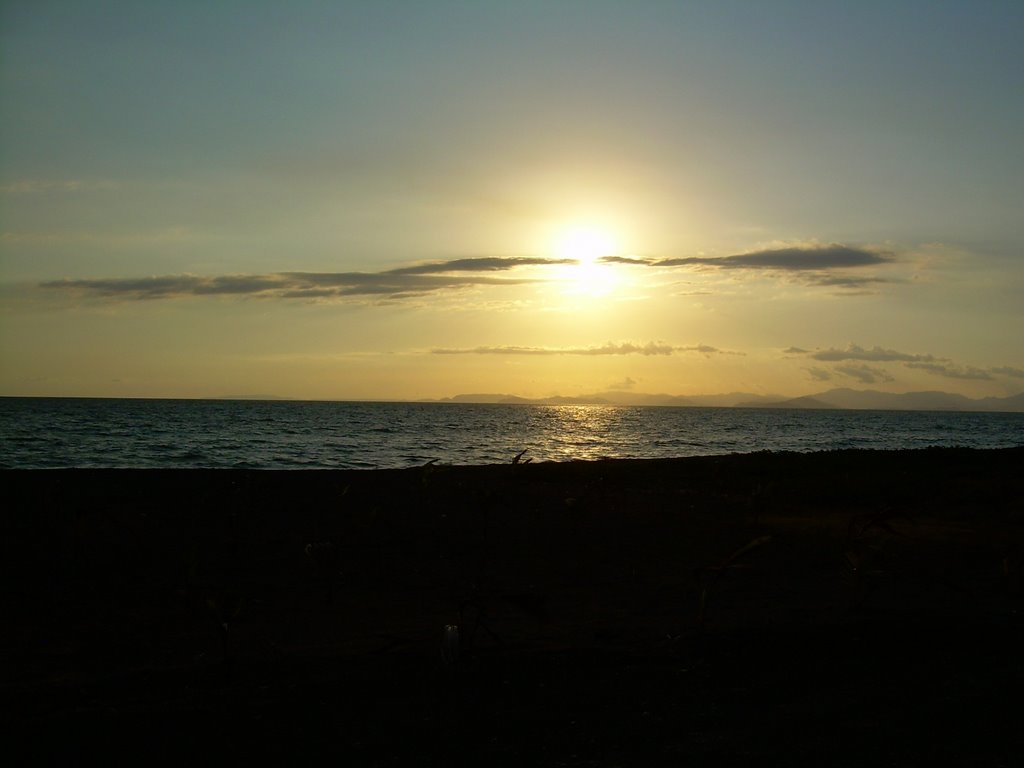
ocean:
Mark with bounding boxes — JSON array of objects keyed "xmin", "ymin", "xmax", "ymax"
[{"xmin": 2, "ymin": 397, "xmax": 1022, "ymax": 470}]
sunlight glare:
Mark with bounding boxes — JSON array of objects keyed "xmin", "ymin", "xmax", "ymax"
[
  {"xmin": 548, "ymin": 223, "xmax": 624, "ymax": 298},
  {"xmin": 553, "ymin": 225, "xmax": 618, "ymax": 265}
]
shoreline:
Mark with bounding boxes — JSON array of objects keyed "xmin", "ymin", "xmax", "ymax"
[{"xmin": 5, "ymin": 448, "xmax": 1023, "ymax": 762}]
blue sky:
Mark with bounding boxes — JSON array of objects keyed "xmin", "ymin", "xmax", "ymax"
[{"xmin": 2, "ymin": 1, "xmax": 1022, "ymax": 400}]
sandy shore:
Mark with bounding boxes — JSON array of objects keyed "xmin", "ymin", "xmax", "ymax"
[{"xmin": 4, "ymin": 448, "xmax": 1023, "ymax": 764}]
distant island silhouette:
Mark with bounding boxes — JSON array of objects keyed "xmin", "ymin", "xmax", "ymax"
[{"xmin": 429, "ymin": 388, "xmax": 1024, "ymax": 412}]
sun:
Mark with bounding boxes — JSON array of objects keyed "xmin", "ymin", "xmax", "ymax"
[
  {"xmin": 549, "ymin": 223, "xmax": 623, "ymax": 297},
  {"xmin": 553, "ymin": 225, "xmax": 619, "ymax": 265}
]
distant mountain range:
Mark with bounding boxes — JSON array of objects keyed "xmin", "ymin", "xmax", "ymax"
[{"xmin": 432, "ymin": 388, "xmax": 1024, "ymax": 412}]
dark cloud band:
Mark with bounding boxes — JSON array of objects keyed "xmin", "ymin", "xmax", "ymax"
[
  {"xmin": 808, "ymin": 344, "xmax": 935, "ymax": 363},
  {"xmin": 39, "ymin": 256, "xmax": 565, "ymax": 301},
  {"xmin": 654, "ymin": 244, "xmax": 891, "ymax": 271},
  {"xmin": 39, "ymin": 244, "xmax": 892, "ymax": 302}
]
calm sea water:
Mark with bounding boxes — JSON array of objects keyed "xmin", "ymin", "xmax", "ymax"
[{"xmin": 1, "ymin": 397, "xmax": 1022, "ymax": 469}]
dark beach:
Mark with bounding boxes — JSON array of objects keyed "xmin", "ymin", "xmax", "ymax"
[{"xmin": 4, "ymin": 448, "xmax": 1023, "ymax": 764}]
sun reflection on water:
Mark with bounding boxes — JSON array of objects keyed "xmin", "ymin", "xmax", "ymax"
[{"xmin": 532, "ymin": 404, "xmax": 642, "ymax": 461}]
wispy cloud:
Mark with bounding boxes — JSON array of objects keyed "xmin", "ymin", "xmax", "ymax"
[
  {"xmin": 599, "ymin": 243, "xmax": 895, "ymax": 294},
  {"xmin": 39, "ymin": 256, "xmax": 570, "ymax": 302},
  {"xmin": 608, "ymin": 376, "xmax": 638, "ymax": 390},
  {"xmin": 992, "ymin": 366, "xmax": 1024, "ymax": 379},
  {"xmin": 806, "ymin": 366, "xmax": 834, "ymax": 382},
  {"xmin": 808, "ymin": 344, "xmax": 936, "ymax": 363},
  {"xmin": 431, "ymin": 342, "xmax": 675, "ymax": 356},
  {"xmin": 805, "ymin": 274, "xmax": 892, "ymax": 289},
  {"xmin": 36, "ymin": 245, "xmax": 894, "ymax": 303},
  {"xmin": 678, "ymin": 344, "xmax": 744, "ymax": 356},
  {"xmin": 388, "ymin": 256, "xmax": 574, "ymax": 274},
  {"xmin": 791, "ymin": 343, "xmax": 1020, "ymax": 383},
  {"xmin": 599, "ymin": 255, "xmax": 655, "ymax": 266},
  {"xmin": 904, "ymin": 362, "xmax": 994, "ymax": 381},
  {"xmin": 654, "ymin": 244, "xmax": 891, "ymax": 271},
  {"xmin": 431, "ymin": 342, "xmax": 742, "ymax": 357},
  {"xmin": 834, "ymin": 363, "xmax": 895, "ymax": 384}
]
